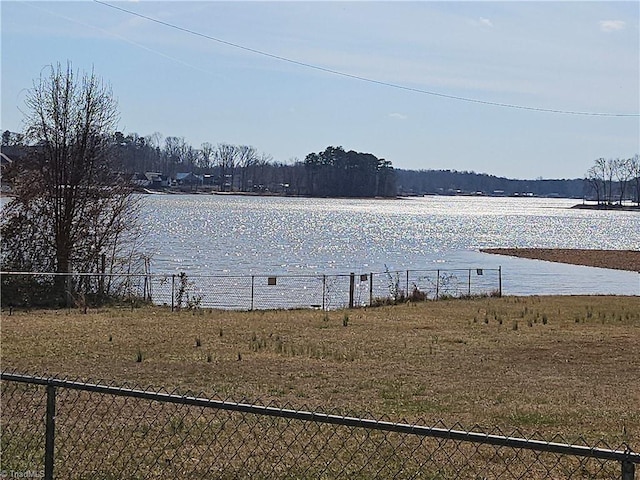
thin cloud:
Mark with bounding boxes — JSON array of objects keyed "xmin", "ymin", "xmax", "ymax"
[
  {"xmin": 599, "ymin": 20, "xmax": 626, "ymax": 33},
  {"xmin": 389, "ymin": 113, "xmax": 408, "ymax": 120},
  {"xmin": 479, "ymin": 17, "xmax": 494, "ymax": 28}
]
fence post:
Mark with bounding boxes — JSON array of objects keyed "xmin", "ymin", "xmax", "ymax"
[
  {"xmin": 322, "ymin": 275, "xmax": 326, "ymax": 311},
  {"xmin": 348, "ymin": 273, "xmax": 355, "ymax": 309},
  {"xmin": 65, "ymin": 272, "xmax": 72, "ymax": 308},
  {"xmin": 436, "ymin": 270, "xmax": 440, "ymax": 300},
  {"xmin": 171, "ymin": 274, "xmax": 175, "ymax": 312},
  {"xmin": 44, "ymin": 383, "xmax": 56, "ymax": 480},
  {"xmin": 250, "ymin": 276, "xmax": 255, "ymax": 311},
  {"xmin": 98, "ymin": 253, "xmax": 106, "ymax": 300},
  {"xmin": 498, "ymin": 266, "xmax": 502, "ymax": 297},
  {"xmin": 406, "ymin": 270, "xmax": 409, "ymax": 298},
  {"xmin": 622, "ymin": 459, "xmax": 635, "ymax": 480},
  {"xmin": 369, "ymin": 272, "xmax": 373, "ymax": 306}
]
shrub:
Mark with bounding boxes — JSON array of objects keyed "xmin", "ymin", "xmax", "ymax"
[{"xmin": 408, "ymin": 284, "xmax": 427, "ymax": 302}]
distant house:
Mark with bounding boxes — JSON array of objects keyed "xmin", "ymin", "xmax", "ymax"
[
  {"xmin": 132, "ymin": 172, "xmax": 169, "ymax": 189},
  {"xmin": 175, "ymin": 172, "xmax": 204, "ymax": 187},
  {"xmin": 132, "ymin": 172, "xmax": 149, "ymax": 187},
  {"xmin": 145, "ymin": 172, "xmax": 170, "ymax": 188}
]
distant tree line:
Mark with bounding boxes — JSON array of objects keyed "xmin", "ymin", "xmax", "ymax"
[
  {"xmin": 395, "ymin": 169, "xmax": 588, "ymax": 198},
  {"xmin": 3, "ymin": 130, "xmax": 396, "ymax": 197},
  {"xmin": 303, "ymin": 146, "xmax": 395, "ymax": 197},
  {"xmin": 4, "ymin": 127, "xmax": 638, "ymax": 201}
]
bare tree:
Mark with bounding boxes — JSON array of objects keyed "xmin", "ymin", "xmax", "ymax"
[
  {"xmin": 1, "ymin": 62, "xmax": 141, "ymax": 304},
  {"xmin": 252, "ymin": 153, "xmax": 273, "ymax": 192},
  {"xmin": 214, "ymin": 143, "xmax": 238, "ymax": 191},
  {"xmin": 586, "ymin": 158, "xmax": 608, "ymax": 205},
  {"xmin": 163, "ymin": 136, "xmax": 191, "ymax": 174},
  {"xmin": 199, "ymin": 142, "xmax": 215, "ymax": 172},
  {"xmin": 237, "ymin": 145, "xmax": 258, "ymax": 191},
  {"xmin": 146, "ymin": 131, "xmax": 163, "ymax": 150},
  {"xmin": 585, "ymin": 156, "xmax": 639, "ymax": 206},
  {"xmin": 612, "ymin": 157, "xmax": 632, "ymax": 205}
]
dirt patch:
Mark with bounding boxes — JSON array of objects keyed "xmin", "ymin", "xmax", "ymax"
[{"xmin": 480, "ymin": 248, "xmax": 640, "ymax": 272}]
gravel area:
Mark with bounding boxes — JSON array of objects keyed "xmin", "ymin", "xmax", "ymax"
[{"xmin": 480, "ymin": 248, "xmax": 640, "ymax": 272}]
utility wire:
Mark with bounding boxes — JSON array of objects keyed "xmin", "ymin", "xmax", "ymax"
[
  {"xmin": 22, "ymin": 1, "xmax": 216, "ymax": 77},
  {"xmin": 94, "ymin": 0, "xmax": 639, "ymax": 118}
]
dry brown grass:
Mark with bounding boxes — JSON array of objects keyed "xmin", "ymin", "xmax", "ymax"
[{"xmin": 2, "ymin": 295, "xmax": 639, "ymax": 445}]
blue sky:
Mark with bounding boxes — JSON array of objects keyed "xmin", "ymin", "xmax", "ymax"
[{"xmin": 1, "ymin": 1, "xmax": 638, "ymax": 179}]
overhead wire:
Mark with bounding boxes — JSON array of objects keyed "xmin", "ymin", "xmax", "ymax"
[
  {"xmin": 22, "ymin": 1, "xmax": 214, "ymax": 77},
  {"xmin": 94, "ymin": 0, "xmax": 639, "ymax": 118}
]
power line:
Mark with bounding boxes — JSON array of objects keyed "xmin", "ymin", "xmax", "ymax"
[
  {"xmin": 94, "ymin": 0, "xmax": 639, "ymax": 118},
  {"xmin": 23, "ymin": 2, "xmax": 213, "ymax": 77}
]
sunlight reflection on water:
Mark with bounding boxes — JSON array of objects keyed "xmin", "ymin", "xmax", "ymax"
[{"xmin": 140, "ymin": 195, "xmax": 639, "ymax": 295}]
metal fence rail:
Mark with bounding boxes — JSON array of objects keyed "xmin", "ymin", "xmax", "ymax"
[
  {"xmin": 1, "ymin": 372, "xmax": 637, "ymax": 479},
  {"xmin": 0, "ymin": 267, "xmax": 501, "ymax": 310}
]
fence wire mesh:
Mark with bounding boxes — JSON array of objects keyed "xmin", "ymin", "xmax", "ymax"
[
  {"xmin": 1, "ymin": 268, "xmax": 501, "ymax": 311},
  {"xmin": 1, "ymin": 374, "xmax": 637, "ymax": 480}
]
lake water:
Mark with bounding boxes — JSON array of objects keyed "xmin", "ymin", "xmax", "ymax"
[{"xmin": 140, "ymin": 195, "xmax": 640, "ymax": 296}]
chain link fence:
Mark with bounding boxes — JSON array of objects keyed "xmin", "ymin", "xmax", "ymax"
[
  {"xmin": 1, "ymin": 372, "xmax": 637, "ymax": 480},
  {"xmin": 0, "ymin": 267, "xmax": 501, "ymax": 311}
]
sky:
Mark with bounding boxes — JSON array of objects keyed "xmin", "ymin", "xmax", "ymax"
[{"xmin": 1, "ymin": 1, "xmax": 639, "ymax": 180}]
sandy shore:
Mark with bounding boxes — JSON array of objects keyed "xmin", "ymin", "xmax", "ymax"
[{"xmin": 480, "ymin": 248, "xmax": 640, "ymax": 272}]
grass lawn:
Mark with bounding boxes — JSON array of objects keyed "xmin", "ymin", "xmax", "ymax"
[{"xmin": 1, "ymin": 295, "xmax": 639, "ymax": 446}]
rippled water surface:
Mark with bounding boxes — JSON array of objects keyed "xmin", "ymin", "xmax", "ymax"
[{"xmin": 140, "ymin": 195, "xmax": 639, "ymax": 295}]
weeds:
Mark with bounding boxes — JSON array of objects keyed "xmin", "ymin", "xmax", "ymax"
[
  {"xmin": 408, "ymin": 284, "xmax": 427, "ymax": 302},
  {"xmin": 384, "ymin": 265, "xmax": 405, "ymax": 303},
  {"xmin": 245, "ymin": 330, "xmax": 358, "ymax": 362},
  {"xmin": 174, "ymin": 272, "xmax": 202, "ymax": 311},
  {"xmin": 175, "ymin": 272, "xmax": 188, "ymax": 309}
]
